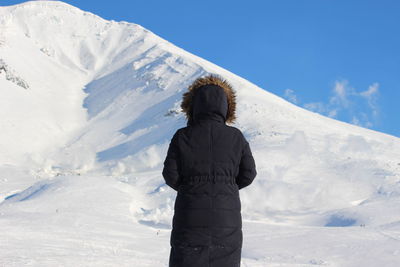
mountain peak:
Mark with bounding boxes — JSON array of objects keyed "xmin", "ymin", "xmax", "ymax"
[
  {"xmin": 4, "ymin": 0, "xmax": 85, "ymax": 12},
  {"xmin": 1, "ymin": 0, "xmax": 108, "ymax": 28},
  {"xmin": 0, "ymin": 0, "xmax": 399, "ymax": 221}
]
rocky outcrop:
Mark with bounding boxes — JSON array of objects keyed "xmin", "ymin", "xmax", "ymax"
[{"xmin": 0, "ymin": 59, "xmax": 29, "ymax": 89}]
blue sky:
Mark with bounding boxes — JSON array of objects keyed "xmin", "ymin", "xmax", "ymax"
[{"xmin": 5, "ymin": 0, "xmax": 400, "ymax": 137}]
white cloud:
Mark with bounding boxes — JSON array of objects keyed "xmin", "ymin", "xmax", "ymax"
[
  {"xmin": 327, "ymin": 109, "xmax": 338, "ymax": 118},
  {"xmin": 351, "ymin": 114, "xmax": 373, "ymax": 128},
  {"xmin": 351, "ymin": 116, "xmax": 361, "ymax": 126},
  {"xmin": 359, "ymin": 82, "xmax": 379, "ymax": 120},
  {"xmin": 284, "ymin": 89, "xmax": 299, "ymax": 104},
  {"xmin": 304, "ymin": 101, "xmax": 338, "ymax": 118},
  {"xmin": 303, "ymin": 102, "xmax": 327, "ymax": 114},
  {"xmin": 284, "ymin": 80, "xmax": 380, "ymax": 129},
  {"xmin": 360, "ymin": 83, "xmax": 379, "ymax": 98},
  {"xmin": 332, "ymin": 80, "xmax": 349, "ymax": 107}
]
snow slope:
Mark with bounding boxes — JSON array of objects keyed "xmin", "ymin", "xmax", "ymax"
[{"xmin": 1, "ymin": 1, "xmax": 400, "ymax": 266}]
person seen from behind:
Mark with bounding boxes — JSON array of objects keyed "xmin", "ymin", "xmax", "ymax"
[{"xmin": 162, "ymin": 74, "xmax": 257, "ymax": 267}]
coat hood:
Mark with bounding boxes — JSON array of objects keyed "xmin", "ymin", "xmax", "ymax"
[{"xmin": 181, "ymin": 75, "xmax": 237, "ymax": 126}]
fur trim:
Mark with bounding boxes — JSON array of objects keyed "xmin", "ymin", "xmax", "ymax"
[{"xmin": 181, "ymin": 74, "xmax": 237, "ymax": 124}]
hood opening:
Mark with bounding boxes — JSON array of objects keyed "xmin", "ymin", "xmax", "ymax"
[{"xmin": 192, "ymin": 85, "xmax": 228, "ymax": 124}]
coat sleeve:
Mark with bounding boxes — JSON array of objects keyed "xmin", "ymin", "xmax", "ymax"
[
  {"xmin": 235, "ymin": 139, "xmax": 257, "ymax": 190},
  {"xmin": 162, "ymin": 130, "xmax": 181, "ymax": 191}
]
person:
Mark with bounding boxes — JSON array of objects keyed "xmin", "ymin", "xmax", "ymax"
[{"xmin": 162, "ymin": 74, "xmax": 257, "ymax": 267}]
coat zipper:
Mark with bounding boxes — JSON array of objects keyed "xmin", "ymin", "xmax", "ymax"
[
  {"xmin": 209, "ymin": 122, "xmax": 214, "ymax": 252},
  {"xmin": 210, "ymin": 123, "xmax": 213, "ymax": 181}
]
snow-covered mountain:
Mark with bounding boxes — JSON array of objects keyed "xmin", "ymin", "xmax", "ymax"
[{"xmin": 1, "ymin": 1, "xmax": 400, "ymax": 266}]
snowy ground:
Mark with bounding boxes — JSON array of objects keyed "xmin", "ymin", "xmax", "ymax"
[
  {"xmin": 1, "ymin": 1, "xmax": 400, "ymax": 266},
  {"xmin": 1, "ymin": 169, "xmax": 400, "ymax": 266}
]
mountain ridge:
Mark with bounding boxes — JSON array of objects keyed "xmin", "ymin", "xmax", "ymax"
[{"xmin": 1, "ymin": 0, "xmax": 399, "ymax": 211}]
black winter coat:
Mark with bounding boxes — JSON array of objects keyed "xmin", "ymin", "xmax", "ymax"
[{"xmin": 163, "ymin": 84, "xmax": 257, "ymax": 267}]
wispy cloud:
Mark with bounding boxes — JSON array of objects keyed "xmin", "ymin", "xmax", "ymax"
[
  {"xmin": 332, "ymin": 80, "xmax": 349, "ymax": 107},
  {"xmin": 360, "ymin": 83, "xmax": 379, "ymax": 98},
  {"xmin": 351, "ymin": 114, "xmax": 373, "ymax": 128},
  {"xmin": 359, "ymin": 82, "xmax": 379, "ymax": 119},
  {"xmin": 284, "ymin": 89, "xmax": 299, "ymax": 104},
  {"xmin": 283, "ymin": 80, "xmax": 380, "ymax": 128}
]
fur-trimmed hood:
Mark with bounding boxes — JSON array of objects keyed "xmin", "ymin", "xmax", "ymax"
[{"xmin": 181, "ymin": 75, "xmax": 237, "ymax": 125}]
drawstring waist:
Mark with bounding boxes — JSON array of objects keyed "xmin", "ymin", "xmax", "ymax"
[{"xmin": 180, "ymin": 175, "xmax": 236, "ymax": 185}]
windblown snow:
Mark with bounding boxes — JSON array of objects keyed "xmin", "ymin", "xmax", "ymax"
[{"xmin": 1, "ymin": 1, "xmax": 400, "ymax": 266}]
